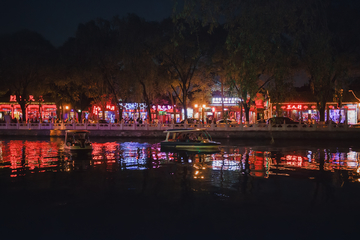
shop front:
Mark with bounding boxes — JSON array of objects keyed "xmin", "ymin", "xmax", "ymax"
[
  {"xmin": 92, "ymin": 103, "xmax": 118, "ymax": 123},
  {"xmin": 209, "ymin": 97, "xmax": 264, "ymax": 124},
  {"xmin": 273, "ymin": 102, "xmax": 358, "ymax": 124},
  {"xmin": 152, "ymin": 105, "xmax": 181, "ymax": 123},
  {"xmin": 92, "ymin": 102, "xmax": 159, "ymax": 123},
  {"xmin": 0, "ymin": 95, "xmax": 57, "ymax": 122}
]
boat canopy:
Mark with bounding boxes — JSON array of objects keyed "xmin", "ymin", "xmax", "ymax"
[{"xmin": 164, "ymin": 128, "xmax": 213, "ymax": 142}]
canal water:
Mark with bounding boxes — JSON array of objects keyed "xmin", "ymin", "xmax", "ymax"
[{"xmin": 1, "ymin": 137, "xmax": 360, "ymax": 240}]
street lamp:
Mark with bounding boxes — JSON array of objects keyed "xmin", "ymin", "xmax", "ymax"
[
  {"xmin": 65, "ymin": 106, "xmax": 69, "ymax": 121},
  {"xmin": 194, "ymin": 104, "xmax": 199, "ymax": 120},
  {"xmin": 202, "ymin": 104, "xmax": 206, "ymax": 124}
]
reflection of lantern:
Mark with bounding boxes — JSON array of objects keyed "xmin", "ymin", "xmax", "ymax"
[
  {"xmin": 303, "ymin": 106, "xmax": 308, "ymax": 109},
  {"xmin": 311, "ymin": 106, "xmax": 316, "ymax": 109}
]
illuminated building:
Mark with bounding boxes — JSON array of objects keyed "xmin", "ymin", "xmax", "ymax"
[
  {"xmin": 91, "ymin": 102, "xmax": 180, "ymax": 123},
  {"xmin": 270, "ymin": 90, "xmax": 360, "ymax": 124},
  {"xmin": 209, "ymin": 94, "xmax": 265, "ymax": 123},
  {"xmin": 0, "ymin": 95, "xmax": 57, "ymax": 122}
]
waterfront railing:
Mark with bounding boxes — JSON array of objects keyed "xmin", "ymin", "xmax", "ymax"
[{"xmin": 0, "ymin": 122, "xmax": 356, "ymax": 131}]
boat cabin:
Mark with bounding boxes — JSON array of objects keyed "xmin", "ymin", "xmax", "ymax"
[
  {"xmin": 164, "ymin": 129, "xmax": 213, "ymax": 143},
  {"xmin": 65, "ymin": 130, "xmax": 92, "ymax": 149}
]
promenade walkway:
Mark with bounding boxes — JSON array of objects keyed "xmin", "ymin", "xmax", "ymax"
[{"xmin": 0, "ymin": 121, "xmax": 356, "ymax": 132}]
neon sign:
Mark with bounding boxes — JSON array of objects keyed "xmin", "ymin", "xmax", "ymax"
[
  {"xmin": 92, "ymin": 106, "xmax": 102, "ymax": 115},
  {"xmin": 106, "ymin": 104, "xmax": 115, "ymax": 111},
  {"xmin": 10, "ymin": 95, "xmax": 35, "ymax": 102},
  {"xmin": 120, "ymin": 103, "xmax": 147, "ymax": 110},
  {"xmin": 152, "ymin": 105, "xmax": 173, "ymax": 111},
  {"xmin": 286, "ymin": 104, "xmax": 302, "ymax": 110},
  {"xmin": 212, "ymin": 97, "xmax": 241, "ymax": 105}
]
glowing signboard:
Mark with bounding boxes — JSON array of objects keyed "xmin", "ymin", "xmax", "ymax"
[
  {"xmin": 9, "ymin": 95, "xmax": 35, "ymax": 102},
  {"xmin": 92, "ymin": 106, "xmax": 102, "ymax": 115},
  {"xmin": 286, "ymin": 104, "xmax": 302, "ymax": 110},
  {"xmin": 106, "ymin": 104, "xmax": 115, "ymax": 111},
  {"xmin": 152, "ymin": 105, "xmax": 173, "ymax": 111},
  {"xmin": 120, "ymin": 103, "xmax": 147, "ymax": 110},
  {"xmin": 212, "ymin": 98, "xmax": 241, "ymax": 105}
]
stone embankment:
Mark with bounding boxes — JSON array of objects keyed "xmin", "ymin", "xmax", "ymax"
[{"xmin": 0, "ymin": 122, "xmax": 359, "ymax": 140}]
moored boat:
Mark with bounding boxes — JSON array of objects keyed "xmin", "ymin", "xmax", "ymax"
[
  {"xmin": 160, "ymin": 128, "xmax": 221, "ymax": 151},
  {"xmin": 64, "ymin": 130, "xmax": 93, "ymax": 151}
]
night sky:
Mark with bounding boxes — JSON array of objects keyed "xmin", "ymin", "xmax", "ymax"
[{"xmin": 1, "ymin": 0, "xmax": 173, "ymax": 47}]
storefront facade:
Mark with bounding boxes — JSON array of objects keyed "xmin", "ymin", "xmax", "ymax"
[
  {"xmin": 270, "ymin": 102, "xmax": 359, "ymax": 124},
  {"xmin": 91, "ymin": 102, "xmax": 181, "ymax": 123},
  {"xmin": 208, "ymin": 97, "xmax": 264, "ymax": 124},
  {"xmin": 0, "ymin": 95, "xmax": 57, "ymax": 122}
]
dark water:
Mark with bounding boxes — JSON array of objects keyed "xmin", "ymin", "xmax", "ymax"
[{"xmin": 1, "ymin": 137, "xmax": 360, "ymax": 240}]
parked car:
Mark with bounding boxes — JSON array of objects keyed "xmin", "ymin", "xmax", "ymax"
[
  {"xmin": 256, "ymin": 119, "xmax": 267, "ymax": 124},
  {"xmin": 216, "ymin": 119, "xmax": 237, "ymax": 124},
  {"xmin": 325, "ymin": 120, "xmax": 337, "ymax": 125},
  {"xmin": 180, "ymin": 118, "xmax": 201, "ymax": 124},
  {"xmin": 98, "ymin": 120, "xmax": 109, "ymax": 124},
  {"xmin": 267, "ymin": 117, "xmax": 299, "ymax": 125}
]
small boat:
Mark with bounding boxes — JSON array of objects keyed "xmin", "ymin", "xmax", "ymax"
[
  {"xmin": 160, "ymin": 128, "xmax": 221, "ymax": 151},
  {"xmin": 64, "ymin": 130, "xmax": 93, "ymax": 151}
]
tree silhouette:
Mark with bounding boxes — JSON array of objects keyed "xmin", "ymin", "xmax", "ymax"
[{"xmin": 0, "ymin": 30, "xmax": 55, "ymax": 121}]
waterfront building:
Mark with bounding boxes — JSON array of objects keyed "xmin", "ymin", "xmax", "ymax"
[
  {"xmin": 0, "ymin": 95, "xmax": 57, "ymax": 122},
  {"xmin": 207, "ymin": 94, "xmax": 265, "ymax": 124},
  {"xmin": 269, "ymin": 90, "xmax": 360, "ymax": 124},
  {"xmin": 91, "ymin": 102, "xmax": 181, "ymax": 123}
]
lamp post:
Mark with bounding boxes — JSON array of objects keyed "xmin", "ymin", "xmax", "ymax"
[
  {"xmin": 202, "ymin": 104, "xmax": 206, "ymax": 124},
  {"xmin": 194, "ymin": 104, "xmax": 198, "ymax": 121},
  {"xmin": 65, "ymin": 106, "xmax": 69, "ymax": 121}
]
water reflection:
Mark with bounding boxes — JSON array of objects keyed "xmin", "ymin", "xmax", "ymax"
[{"xmin": 0, "ymin": 139, "xmax": 360, "ymax": 186}]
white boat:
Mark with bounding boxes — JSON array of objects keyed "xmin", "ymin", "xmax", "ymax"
[
  {"xmin": 64, "ymin": 130, "xmax": 93, "ymax": 151},
  {"xmin": 160, "ymin": 128, "xmax": 221, "ymax": 151}
]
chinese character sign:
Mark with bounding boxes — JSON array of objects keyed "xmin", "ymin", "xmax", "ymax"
[
  {"xmin": 106, "ymin": 104, "xmax": 115, "ymax": 111},
  {"xmin": 92, "ymin": 106, "xmax": 102, "ymax": 115},
  {"xmin": 286, "ymin": 104, "xmax": 302, "ymax": 110},
  {"xmin": 10, "ymin": 95, "xmax": 36, "ymax": 102}
]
